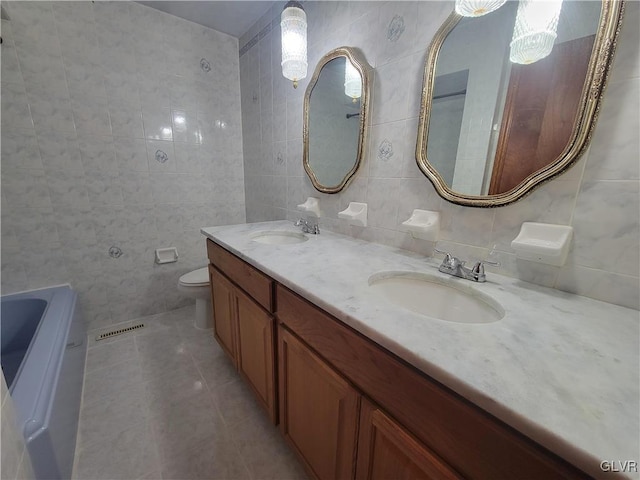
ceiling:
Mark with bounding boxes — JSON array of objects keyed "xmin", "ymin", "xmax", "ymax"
[{"xmin": 137, "ymin": 1, "xmax": 276, "ymax": 38}]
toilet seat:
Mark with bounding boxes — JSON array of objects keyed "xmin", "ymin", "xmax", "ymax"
[{"xmin": 178, "ymin": 267, "xmax": 209, "ymax": 287}]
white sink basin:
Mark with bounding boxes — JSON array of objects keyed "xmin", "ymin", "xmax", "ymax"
[
  {"xmin": 250, "ymin": 230, "xmax": 308, "ymax": 245},
  {"xmin": 368, "ymin": 272, "xmax": 504, "ymax": 324}
]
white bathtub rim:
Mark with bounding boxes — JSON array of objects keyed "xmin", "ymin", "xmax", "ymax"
[{"xmin": 2, "ymin": 286, "xmax": 77, "ymax": 440}]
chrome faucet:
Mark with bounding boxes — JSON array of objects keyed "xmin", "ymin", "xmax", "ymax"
[
  {"xmin": 295, "ymin": 218, "xmax": 320, "ymax": 235},
  {"xmin": 434, "ymin": 248, "xmax": 499, "ymax": 283}
]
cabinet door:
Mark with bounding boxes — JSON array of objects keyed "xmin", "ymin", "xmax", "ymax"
[
  {"xmin": 236, "ymin": 288, "xmax": 277, "ymax": 423},
  {"xmin": 356, "ymin": 398, "xmax": 461, "ymax": 480},
  {"xmin": 209, "ymin": 266, "xmax": 237, "ymax": 365},
  {"xmin": 279, "ymin": 326, "xmax": 359, "ymax": 480}
]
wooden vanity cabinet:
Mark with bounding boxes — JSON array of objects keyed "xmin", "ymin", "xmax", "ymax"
[
  {"xmin": 206, "ymin": 240, "xmax": 277, "ymax": 423},
  {"xmin": 276, "ymin": 284, "xmax": 589, "ymax": 480},
  {"xmin": 278, "ymin": 326, "xmax": 360, "ymax": 480},
  {"xmin": 356, "ymin": 398, "xmax": 462, "ymax": 480},
  {"xmin": 279, "ymin": 321, "xmax": 461, "ymax": 480},
  {"xmin": 209, "ymin": 266, "xmax": 237, "ymax": 363}
]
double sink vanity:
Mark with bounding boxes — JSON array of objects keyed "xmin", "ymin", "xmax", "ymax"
[{"xmin": 202, "ymin": 221, "xmax": 638, "ymax": 480}]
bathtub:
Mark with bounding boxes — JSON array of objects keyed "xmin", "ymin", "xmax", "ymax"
[{"xmin": 1, "ymin": 286, "xmax": 86, "ymax": 480}]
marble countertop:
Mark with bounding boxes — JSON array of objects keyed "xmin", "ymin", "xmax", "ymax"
[{"xmin": 201, "ymin": 221, "xmax": 639, "ymax": 479}]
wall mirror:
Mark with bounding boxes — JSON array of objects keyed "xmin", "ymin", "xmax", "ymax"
[
  {"xmin": 304, "ymin": 47, "xmax": 371, "ymax": 194},
  {"xmin": 416, "ymin": 0, "xmax": 624, "ymax": 207}
]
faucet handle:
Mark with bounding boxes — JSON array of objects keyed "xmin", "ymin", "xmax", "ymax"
[
  {"xmin": 480, "ymin": 259, "xmax": 500, "ymax": 267},
  {"xmin": 434, "ymin": 248, "xmax": 454, "ymax": 259},
  {"xmin": 471, "ymin": 260, "xmax": 500, "ymax": 275},
  {"xmin": 468, "ymin": 260, "xmax": 499, "ymax": 282},
  {"xmin": 434, "ymin": 248, "xmax": 449, "ymax": 257},
  {"xmin": 434, "ymin": 248, "xmax": 457, "ymax": 267}
]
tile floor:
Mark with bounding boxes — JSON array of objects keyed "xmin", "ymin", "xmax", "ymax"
[{"xmin": 72, "ymin": 305, "xmax": 308, "ymax": 480}]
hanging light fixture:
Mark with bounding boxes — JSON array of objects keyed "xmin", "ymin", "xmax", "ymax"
[
  {"xmin": 344, "ymin": 61, "xmax": 361, "ymax": 102},
  {"xmin": 455, "ymin": 0, "xmax": 507, "ymax": 17},
  {"xmin": 281, "ymin": 1, "xmax": 307, "ymax": 89},
  {"xmin": 510, "ymin": 0, "xmax": 564, "ymax": 64}
]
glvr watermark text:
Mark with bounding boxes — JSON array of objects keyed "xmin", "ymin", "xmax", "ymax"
[{"xmin": 600, "ymin": 460, "xmax": 638, "ymax": 473}]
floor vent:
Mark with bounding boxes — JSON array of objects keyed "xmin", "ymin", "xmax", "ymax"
[{"xmin": 95, "ymin": 323, "xmax": 144, "ymax": 341}]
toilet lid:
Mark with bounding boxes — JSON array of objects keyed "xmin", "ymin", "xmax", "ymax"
[{"xmin": 179, "ymin": 267, "xmax": 209, "ymax": 287}]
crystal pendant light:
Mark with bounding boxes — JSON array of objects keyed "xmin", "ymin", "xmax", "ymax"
[
  {"xmin": 280, "ymin": 1, "xmax": 307, "ymax": 89},
  {"xmin": 344, "ymin": 61, "xmax": 361, "ymax": 102},
  {"xmin": 510, "ymin": 0, "xmax": 564, "ymax": 65},
  {"xmin": 455, "ymin": 0, "xmax": 507, "ymax": 17}
]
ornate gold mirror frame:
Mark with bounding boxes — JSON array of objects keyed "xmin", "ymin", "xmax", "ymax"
[
  {"xmin": 303, "ymin": 47, "xmax": 371, "ymax": 194},
  {"xmin": 416, "ymin": 0, "xmax": 625, "ymax": 207}
]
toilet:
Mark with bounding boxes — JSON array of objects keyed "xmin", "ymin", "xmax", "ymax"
[{"xmin": 177, "ymin": 267, "xmax": 212, "ymax": 329}]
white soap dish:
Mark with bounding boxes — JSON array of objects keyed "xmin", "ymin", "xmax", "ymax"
[
  {"xmin": 297, "ymin": 197, "xmax": 322, "ymax": 217},
  {"xmin": 338, "ymin": 202, "xmax": 367, "ymax": 227},
  {"xmin": 401, "ymin": 209, "xmax": 440, "ymax": 241},
  {"xmin": 155, "ymin": 247, "xmax": 178, "ymax": 264},
  {"xmin": 511, "ymin": 222, "xmax": 573, "ymax": 266}
]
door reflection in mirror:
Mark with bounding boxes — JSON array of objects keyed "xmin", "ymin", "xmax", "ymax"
[{"xmin": 416, "ymin": 0, "xmax": 616, "ymax": 206}]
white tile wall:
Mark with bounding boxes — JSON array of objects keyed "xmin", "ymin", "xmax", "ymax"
[
  {"xmin": 1, "ymin": 1, "xmax": 246, "ymax": 328},
  {"xmin": 240, "ymin": 0, "xmax": 639, "ymax": 310}
]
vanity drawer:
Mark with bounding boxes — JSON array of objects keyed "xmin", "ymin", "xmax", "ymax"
[
  {"xmin": 207, "ymin": 239, "xmax": 274, "ymax": 312},
  {"xmin": 276, "ymin": 284, "xmax": 588, "ymax": 480}
]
